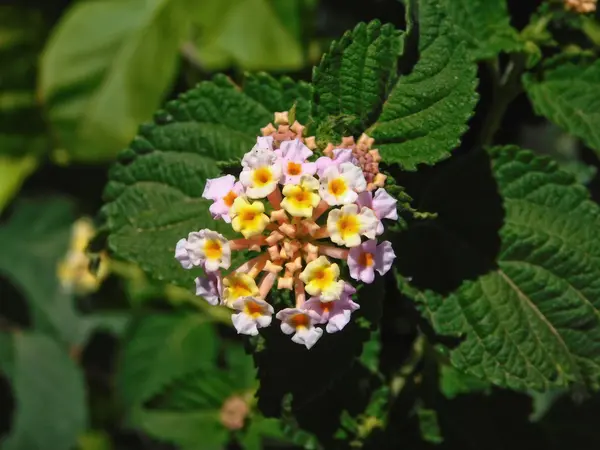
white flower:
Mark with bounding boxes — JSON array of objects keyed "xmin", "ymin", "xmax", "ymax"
[
  {"xmin": 319, "ymin": 162, "xmax": 367, "ymax": 205},
  {"xmin": 276, "ymin": 308, "xmax": 324, "ymax": 349},
  {"xmin": 240, "ymin": 146, "xmax": 282, "ymax": 198},
  {"xmin": 231, "ymin": 297, "xmax": 273, "ymax": 336},
  {"xmin": 327, "ymin": 204, "xmax": 379, "ymax": 247},
  {"xmin": 179, "ymin": 230, "xmax": 231, "ymax": 272}
]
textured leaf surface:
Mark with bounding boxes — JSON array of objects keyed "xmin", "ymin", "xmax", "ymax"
[
  {"xmin": 40, "ymin": 0, "xmax": 194, "ymax": 162},
  {"xmin": 524, "ymin": 57, "xmax": 600, "ymax": 156},
  {"xmin": 243, "ymin": 72, "xmax": 313, "ymax": 124},
  {"xmin": 0, "ymin": 198, "xmax": 88, "ymax": 345},
  {"xmin": 118, "ymin": 314, "xmax": 217, "ymax": 409},
  {"xmin": 413, "ymin": 147, "xmax": 600, "ymax": 391},
  {"xmin": 101, "ymin": 75, "xmax": 308, "ymax": 287},
  {"xmin": 443, "ymin": 0, "xmax": 522, "ymax": 60},
  {"xmin": 312, "ymin": 20, "xmax": 404, "ymax": 137},
  {"xmin": 0, "ymin": 332, "xmax": 87, "ymax": 450},
  {"xmin": 368, "ymin": 0, "xmax": 478, "ymax": 170}
]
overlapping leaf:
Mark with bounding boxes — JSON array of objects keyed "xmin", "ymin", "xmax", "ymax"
[
  {"xmin": 442, "ymin": 0, "xmax": 523, "ymax": 60},
  {"xmin": 524, "ymin": 56, "xmax": 600, "ymax": 157},
  {"xmin": 39, "ymin": 0, "xmax": 195, "ymax": 162},
  {"xmin": 101, "ymin": 75, "xmax": 308, "ymax": 287},
  {"xmin": 368, "ymin": 0, "xmax": 478, "ymax": 170},
  {"xmin": 409, "ymin": 147, "xmax": 600, "ymax": 391},
  {"xmin": 312, "ymin": 20, "xmax": 404, "ymax": 138},
  {"xmin": 0, "ymin": 332, "xmax": 87, "ymax": 450}
]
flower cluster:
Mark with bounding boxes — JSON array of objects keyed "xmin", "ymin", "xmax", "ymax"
[{"xmin": 175, "ymin": 113, "xmax": 397, "ymax": 349}]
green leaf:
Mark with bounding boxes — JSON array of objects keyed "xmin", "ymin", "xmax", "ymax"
[
  {"xmin": 130, "ymin": 409, "xmax": 228, "ymax": 450},
  {"xmin": 524, "ymin": 56, "xmax": 600, "ymax": 157},
  {"xmin": 439, "ymin": 364, "xmax": 491, "ymax": 399},
  {"xmin": 39, "ymin": 0, "xmax": 195, "ymax": 162},
  {"xmin": 0, "ymin": 332, "xmax": 87, "ymax": 450},
  {"xmin": 101, "ymin": 75, "xmax": 293, "ymax": 287},
  {"xmin": 118, "ymin": 313, "xmax": 218, "ymax": 409},
  {"xmin": 312, "ymin": 20, "xmax": 404, "ymax": 137},
  {"xmin": 243, "ymin": 72, "xmax": 313, "ymax": 124},
  {"xmin": 0, "ymin": 6, "xmax": 49, "ymax": 158},
  {"xmin": 442, "ymin": 0, "xmax": 523, "ymax": 60},
  {"xmin": 190, "ymin": 0, "xmax": 304, "ymax": 71},
  {"xmin": 0, "ymin": 197, "xmax": 87, "ymax": 346},
  {"xmin": 367, "ymin": 0, "xmax": 478, "ymax": 170},
  {"xmin": 0, "ymin": 155, "xmax": 38, "ymax": 213},
  {"xmin": 412, "ymin": 147, "xmax": 600, "ymax": 391}
]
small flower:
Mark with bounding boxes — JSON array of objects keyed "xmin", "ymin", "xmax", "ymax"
[
  {"xmin": 230, "ymin": 197, "xmax": 270, "ymax": 238},
  {"xmin": 222, "ymin": 273, "xmax": 260, "ymax": 307},
  {"xmin": 319, "ymin": 162, "xmax": 367, "ymax": 205},
  {"xmin": 231, "ymin": 297, "xmax": 274, "ymax": 335},
  {"xmin": 356, "ymin": 188, "xmax": 398, "ymax": 235},
  {"xmin": 304, "ymin": 283, "xmax": 360, "ymax": 333},
  {"xmin": 195, "ymin": 271, "xmax": 223, "ymax": 305},
  {"xmin": 281, "ymin": 175, "xmax": 321, "ymax": 218},
  {"xmin": 327, "ymin": 204, "xmax": 378, "ymax": 247},
  {"xmin": 276, "ymin": 308, "xmax": 323, "ymax": 349},
  {"xmin": 276, "ymin": 139, "xmax": 317, "ymax": 184},
  {"xmin": 175, "ymin": 230, "xmax": 231, "ymax": 271},
  {"xmin": 202, "ymin": 175, "xmax": 245, "ymax": 223},
  {"xmin": 240, "ymin": 146, "xmax": 282, "ymax": 198},
  {"xmin": 348, "ymin": 240, "xmax": 395, "ymax": 283},
  {"xmin": 315, "ymin": 149, "xmax": 358, "ymax": 177},
  {"xmin": 256, "ymin": 136, "xmax": 274, "ymax": 151},
  {"xmin": 242, "ymin": 144, "xmax": 277, "ymax": 168},
  {"xmin": 299, "ymin": 256, "xmax": 344, "ymax": 301}
]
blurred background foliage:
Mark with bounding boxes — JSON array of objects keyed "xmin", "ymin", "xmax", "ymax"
[{"xmin": 2, "ymin": 0, "xmax": 600, "ymax": 449}]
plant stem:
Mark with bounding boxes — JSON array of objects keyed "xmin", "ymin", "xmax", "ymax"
[{"xmin": 479, "ymin": 53, "xmax": 527, "ymax": 147}]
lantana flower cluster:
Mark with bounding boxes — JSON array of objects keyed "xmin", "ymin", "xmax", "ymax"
[{"xmin": 175, "ymin": 113, "xmax": 397, "ymax": 349}]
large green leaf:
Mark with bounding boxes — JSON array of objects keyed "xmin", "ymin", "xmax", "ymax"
[
  {"xmin": 118, "ymin": 313, "xmax": 218, "ymax": 409},
  {"xmin": 0, "ymin": 197, "xmax": 89, "ymax": 346},
  {"xmin": 0, "ymin": 332, "xmax": 87, "ymax": 450},
  {"xmin": 442, "ymin": 0, "xmax": 522, "ymax": 60},
  {"xmin": 524, "ymin": 56, "xmax": 600, "ymax": 157},
  {"xmin": 101, "ymin": 75, "xmax": 307, "ymax": 287},
  {"xmin": 0, "ymin": 6, "xmax": 49, "ymax": 159},
  {"xmin": 410, "ymin": 147, "xmax": 600, "ymax": 391},
  {"xmin": 367, "ymin": 0, "xmax": 478, "ymax": 170},
  {"xmin": 0, "ymin": 155, "xmax": 38, "ymax": 213},
  {"xmin": 312, "ymin": 20, "xmax": 404, "ymax": 137},
  {"xmin": 39, "ymin": 0, "xmax": 195, "ymax": 162},
  {"xmin": 190, "ymin": 0, "xmax": 304, "ymax": 71}
]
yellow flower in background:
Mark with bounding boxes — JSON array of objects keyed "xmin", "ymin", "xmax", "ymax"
[{"xmin": 57, "ymin": 218, "xmax": 109, "ymax": 294}]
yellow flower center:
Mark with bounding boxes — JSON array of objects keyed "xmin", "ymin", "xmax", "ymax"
[
  {"xmin": 204, "ymin": 239, "xmax": 223, "ymax": 260},
  {"xmin": 337, "ymin": 214, "xmax": 360, "ymax": 237},
  {"xmin": 291, "ymin": 313, "xmax": 310, "ymax": 329},
  {"xmin": 311, "ymin": 266, "xmax": 335, "ymax": 290},
  {"xmin": 223, "ymin": 190, "xmax": 237, "ymax": 207},
  {"xmin": 287, "ymin": 161, "xmax": 302, "ymax": 176},
  {"xmin": 358, "ymin": 251, "xmax": 374, "ymax": 267},
  {"xmin": 223, "ymin": 273, "xmax": 259, "ymax": 306},
  {"xmin": 231, "ymin": 198, "xmax": 269, "ymax": 238},
  {"xmin": 252, "ymin": 167, "xmax": 274, "ymax": 187},
  {"xmin": 328, "ymin": 178, "xmax": 347, "ymax": 197}
]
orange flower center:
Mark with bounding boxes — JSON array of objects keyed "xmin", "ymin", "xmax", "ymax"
[
  {"xmin": 205, "ymin": 240, "xmax": 222, "ymax": 259},
  {"xmin": 223, "ymin": 190, "xmax": 237, "ymax": 207},
  {"xmin": 287, "ymin": 161, "xmax": 302, "ymax": 176},
  {"xmin": 359, "ymin": 251, "xmax": 374, "ymax": 267},
  {"xmin": 245, "ymin": 301, "xmax": 264, "ymax": 317},
  {"xmin": 291, "ymin": 313, "xmax": 310, "ymax": 328}
]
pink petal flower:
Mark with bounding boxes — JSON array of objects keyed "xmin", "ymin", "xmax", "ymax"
[
  {"xmin": 257, "ymin": 136, "xmax": 274, "ymax": 151},
  {"xmin": 175, "ymin": 238, "xmax": 194, "ymax": 269},
  {"xmin": 203, "ymin": 175, "xmax": 236, "ymax": 201},
  {"xmin": 374, "ymin": 240, "xmax": 396, "ymax": 276},
  {"xmin": 348, "ymin": 240, "xmax": 378, "ymax": 283},
  {"xmin": 304, "ymin": 283, "xmax": 360, "ymax": 333},
  {"xmin": 276, "ymin": 139, "xmax": 312, "ymax": 161},
  {"xmin": 195, "ymin": 272, "xmax": 223, "ymax": 305},
  {"xmin": 276, "ymin": 140, "xmax": 316, "ymax": 184},
  {"xmin": 372, "ymin": 188, "xmax": 398, "ymax": 221},
  {"xmin": 315, "ymin": 149, "xmax": 358, "ymax": 177}
]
